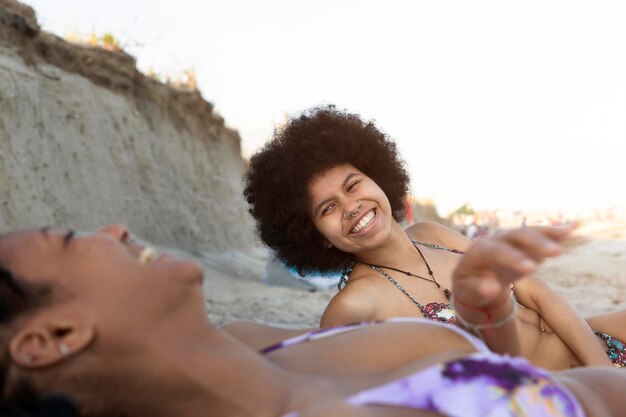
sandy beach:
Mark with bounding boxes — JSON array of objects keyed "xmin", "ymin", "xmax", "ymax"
[
  {"xmin": 538, "ymin": 221, "xmax": 626, "ymax": 317},
  {"xmin": 204, "ymin": 221, "xmax": 626, "ymax": 328}
]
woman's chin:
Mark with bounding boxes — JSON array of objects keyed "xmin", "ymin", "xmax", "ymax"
[
  {"xmin": 181, "ymin": 261, "xmax": 205, "ymax": 285},
  {"xmin": 156, "ymin": 256, "xmax": 205, "ymax": 286}
]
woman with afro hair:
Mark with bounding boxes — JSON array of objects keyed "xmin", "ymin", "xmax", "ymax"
[{"xmin": 244, "ymin": 105, "xmax": 626, "ymax": 371}]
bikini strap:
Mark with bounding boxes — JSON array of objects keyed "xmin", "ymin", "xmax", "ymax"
[
  {"xmin": 338, "ymin": 262, "xmax": 355, "ymax": 290},
  {"xmin": 366, "ymin": 264, "xmax": 426, "ymax": 314},
  {"xmin": 261, "ymin": 321, "xmax": 383, "ymax": 354},
  {"xmin": 264, "ymin": 318, "xmax": 490, "ymax": 356},
  {"xmin": 411, "ymin": 240, "xmax": 465, "ymax": 254},
  {"xmin": 339, "ymin": 242, "xmax": 462, "ymax": 291}
]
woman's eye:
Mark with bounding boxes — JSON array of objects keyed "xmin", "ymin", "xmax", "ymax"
[
  {"xmin": 63, "ymin": 230, "xmax": 75, "ymax": 246},
  {"xmin": 347, "ymin": 180, "xmax": 360, "ymax": 192},
  {"xmin": 321, "ymin": 203, "xmax": 335, "ymax": 216}
]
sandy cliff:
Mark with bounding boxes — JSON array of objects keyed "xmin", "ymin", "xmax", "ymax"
[{"xmin": 0, "ymin": 0, "xmax": 266, "ymax": 279}]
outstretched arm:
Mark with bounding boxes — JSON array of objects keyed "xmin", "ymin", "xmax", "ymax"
[{"xmin": 451, "ymin": 226, "xmax": 574, "ymax": 356}]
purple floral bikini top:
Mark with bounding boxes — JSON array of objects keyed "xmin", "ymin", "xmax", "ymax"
[{"xmin": 268, "ymin": 319, "xmax": 586, "ymax": 417}]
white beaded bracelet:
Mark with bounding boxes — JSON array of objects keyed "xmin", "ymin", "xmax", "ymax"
[{"xmin": 452, "ymin": 292, "xmax": 518, "ymax": 338}]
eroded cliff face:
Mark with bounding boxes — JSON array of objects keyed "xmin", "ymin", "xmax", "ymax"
[{"xmin": 0, "ymin": 0, "xmax": 265, "ymax": 276}]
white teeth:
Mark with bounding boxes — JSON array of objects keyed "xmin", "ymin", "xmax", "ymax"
[
  {"xmin": 139, "ymin": 247, "xmax": 156, "ymax": 264},
  {"xmin": 351, "ymin": 210, "xmax": 375, "ymax": 233}
]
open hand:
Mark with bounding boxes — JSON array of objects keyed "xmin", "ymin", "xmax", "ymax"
[{"xmin": 452, "ymin": 225, "xmax": 575, "ymax": 308}]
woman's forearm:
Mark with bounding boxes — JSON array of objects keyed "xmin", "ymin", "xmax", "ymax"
[
  {"xmin": 453, "ymin": 290, "xmax": 521, "ymax": 356},
  {"xmin": 516, "ymin": 276, "xmax": 612, "ymax": 366},
  {"xmin": 451, "ymin": 226, "xmax": 575, "ymax": 359}
]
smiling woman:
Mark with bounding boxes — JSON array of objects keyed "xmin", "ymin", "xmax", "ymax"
[
  {"xmin": 308, "ymin": 165, "xmax": 394, "ymax": 255},
  {"xmin": 0, "ymin": 224, "xmax": 209, "ymax": 415},
  {"xmin": 244, "ymin": 105, "xmax": 464, "ymax": 328},
  {"xmin": 244, "ymin": 105, "xmax": 411, "ymax": 275}
]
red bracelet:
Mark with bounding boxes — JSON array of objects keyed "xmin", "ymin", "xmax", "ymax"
[{"xmin": 452, "ymin": 289, "xmax": 511, "ymax": 325}]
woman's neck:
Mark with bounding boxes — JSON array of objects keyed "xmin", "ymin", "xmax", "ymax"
[
  {"xmin": 105, "ymin": 326, "xmax": 321, "ymax": 417},
  {"xmin": 355, "ymin": 220, "xmax": 416, "ymax": 266}
]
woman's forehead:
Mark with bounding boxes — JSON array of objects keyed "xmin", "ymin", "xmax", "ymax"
[
  {"xmin": 0, "ymin": 229, "xmax": 63, "ymax": 272},
  {"xmin": 310, "ymin": 165, "xmax": 364, "ymax": 190},
  {"xmin": 0, "ymin": 229, "xmax": 44, "ymax": 252}
]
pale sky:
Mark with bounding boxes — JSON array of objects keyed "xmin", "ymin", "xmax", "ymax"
[{"xmin": 24, "ymin": 0, "xmax": 626, "ymax": 214}]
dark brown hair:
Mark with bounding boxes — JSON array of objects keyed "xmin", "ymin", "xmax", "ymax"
[
  {"xmin": 245, "ymin": 105, "xmax": 410, "ymax": 274},
  {"xmin": 0, "ymin": 265, "xmax": 54, "ymax": 415}
]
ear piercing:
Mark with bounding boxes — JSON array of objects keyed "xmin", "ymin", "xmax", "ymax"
[
  {"xmin": 59, "ymin": 344, "xmax": 71, "ymax": 358},
  {"xmin": 343, "ymin": 202, "xmax": 362, "ymax": 220},
  {"xmin": 21, "ymin": 345, "xmax": 71, "ymax": 364}
]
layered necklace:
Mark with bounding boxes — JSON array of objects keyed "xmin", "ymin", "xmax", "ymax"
[{"xmin": 358, "ymin": 241, "xmax": 452, "ymax": 300}]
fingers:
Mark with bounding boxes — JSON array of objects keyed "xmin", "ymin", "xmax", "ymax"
[
  {"xmin": 456, "ymin": 273, "xmax": 508, "ymax": 306},
  {"xmin": 452, "ymin": 225, "xmax": 574, "ymax": 306},
  {"xmin": 456, "ymin": 236, "xmax": 538, "ymax": 280},
  {"xmin": 493, "ymin": 225, "xmax": 575, "ymax": 261},
  {"xmin": 453, "ymin": 240, "xmax": 533, "ymax": 307}
]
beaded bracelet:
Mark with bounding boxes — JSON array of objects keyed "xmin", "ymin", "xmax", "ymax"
[
  {"xmin": 451, "ymin": 292, "xmax": 518, "ymax": 338},
  {"xmin": 452, "ymin": 289, "xmax": 511, "ymax": 323}
]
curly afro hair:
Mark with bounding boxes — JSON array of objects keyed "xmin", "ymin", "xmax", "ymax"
[{"xmin": 244, "ymin": 105, "xmax": 410, "ymax": 275}]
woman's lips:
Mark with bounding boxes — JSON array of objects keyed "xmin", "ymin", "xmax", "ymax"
[{"xmin": 349, "ymin": 208, "xmax": 377, "ymax": 235}]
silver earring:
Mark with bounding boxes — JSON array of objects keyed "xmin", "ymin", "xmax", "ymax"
[
  {"xmin": 24, "ymin": 354, "xmax": 35, "ymax": 363},
  {"xmin": 59, "ymin": 344, "xmax": 71, "ymax": 358}
]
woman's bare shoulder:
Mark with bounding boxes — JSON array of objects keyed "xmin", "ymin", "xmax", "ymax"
[
  {"xmin": 405, "ymin": 221, "xmax": 470, "ymax": 251},
  {"xmin": 320, "ymin": 276, "xmax": 382, "ymax": 328}
]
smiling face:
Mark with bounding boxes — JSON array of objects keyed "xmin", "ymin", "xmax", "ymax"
[
  {"xmin": 0, "ymin": 225, "xmax": 207, "ymax": 348},
  {"xmin": 308, "ymin": 164, "xmax": 394, "ymax": 255}
]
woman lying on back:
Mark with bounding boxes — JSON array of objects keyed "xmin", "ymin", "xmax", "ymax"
[
  {"xmin": 0, "ymin": 223, "xmax": 623, "ymax": 417},
  {"xmin": 244, "ymin": 105, "xmax": 626, "ymax": 370}
]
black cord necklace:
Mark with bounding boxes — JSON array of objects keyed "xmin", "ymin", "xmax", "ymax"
[{"xmin": 358, "ymin": 241, "xmax": 452, "ymax": 300}]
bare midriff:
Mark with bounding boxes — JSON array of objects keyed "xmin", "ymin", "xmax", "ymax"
[{"xmin": 515, "ymin": 305, "xmax": 582, "ymax": 370}]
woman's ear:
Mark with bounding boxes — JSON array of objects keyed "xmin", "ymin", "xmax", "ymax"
[
  {"xmin": 325, "ymin": 240, "xmax": 333, "ymax": 249},
  {"xmin": 9, "ymin": 305, "xmax": 95, "ymax": 369}
]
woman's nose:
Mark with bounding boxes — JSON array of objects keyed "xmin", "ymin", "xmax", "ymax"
[
  {"xmin": 97, "ymin": 224, "xmax": 130, "ymax": 242},
  {"xmin": 343, "ymin": 200, "xmax": 362, "ymax": 220}
]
